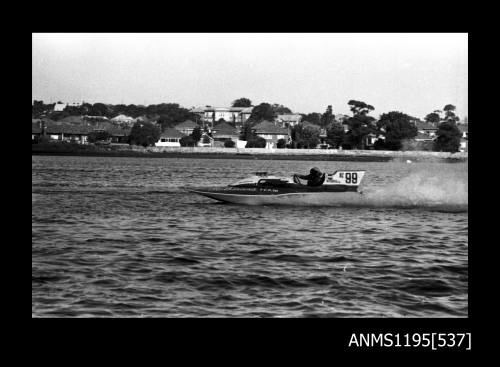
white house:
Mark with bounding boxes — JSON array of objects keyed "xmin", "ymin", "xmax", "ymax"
[
  {"xmin": 111, "ymin": 114, "xmax": 135, "ymax": 125},
  {"xmin": 53, "ymin": 102, "xmax": 67, "ymax": 112},
  {"xmin": 155, "ymin": 128, "xmax": 186, "ymax": 147}
]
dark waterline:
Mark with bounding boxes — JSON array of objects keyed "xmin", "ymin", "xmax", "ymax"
[{"xmin": 32, "ymin": 156, "xmax": 468, "ymax": 317}]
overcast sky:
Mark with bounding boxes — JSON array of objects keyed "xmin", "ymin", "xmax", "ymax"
[{"xmin": 32, "ymin": 33, "xmax": 468, "ymax": 119}]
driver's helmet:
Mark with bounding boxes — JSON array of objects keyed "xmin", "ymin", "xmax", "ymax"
[{"xmin": 310, "ymin": 167, "xmax": 322, "ymax": 176}]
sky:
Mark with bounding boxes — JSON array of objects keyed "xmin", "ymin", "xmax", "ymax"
[{"xmin": 32, "ymin": 33, "xmax": 468, "ymax": 119}]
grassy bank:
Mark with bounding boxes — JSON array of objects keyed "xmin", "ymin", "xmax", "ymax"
[{"xmin": 32, "ymin": 142, "xmax": 467, "ymax": 163}]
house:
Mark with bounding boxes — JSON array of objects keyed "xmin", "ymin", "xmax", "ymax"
[
  {"xmin": 211, "ymin": 122, "xmax": 240, "ymax": 147},
  {"xmin": 59, "ymin": 115, "xmax": 87, "ymax": 125},
  {"xmin": 43, "ymin": 122, "xmax": 93, "ymax": 144},
  {"xmin": 458, "ymin": 124, "xmax": 468, "ymax": 139},
  {"xmin": 32, "ymin": 120, "xmax": 42, "ymax": 141},
  {"xmin": 174, "ymin": 120, "xmax": 199, "ymax": 135},
  {"xmin": 416, "ymin": 122, "xmax": 438, "ymax": 137},
  {"xmin": 276, "ymin": 114, "xmax": 302, "ymax": 128},
  {"xmin": 363, "ymin": 133, "xmax": 385, "ymax": 149},
  {"xmin": 111, "ymin": 114, "xmax": 135, "ymax": 125},
  {"xmin": 460, "ymin": 138, "xmax": 468, "ymax": 152},
  {"xmin": 53, "ymin": 102, "xmax": 81, "ymax": 112},
  {"xmin": 190, "ymin": 106, "xmax": 254, "ymax": 127},
  {"xmin": 335, "ymin": 114, "xmax": 350, "ymax": 123},
  {"xmin": 414, "ymin": 132, "xmax": 435, "ymax": 142},
  {"xmin": 252, "ymin": 120, "xmax": 290, "ymax": 149},
  {"xmin": 198, "ymin": 133, "xmax": 214, "ymax": 147},
  {"xmin": 155, "ymin": 128, "xmax": 186, "ymax": 147},
  {"xmin": 106, "ymin": 126, "xmax": 131, "ymax": 144},
  {"xmin": 240, "ymin": 107, "xmax": 253, "ymax": 124},
  {"xmin": 53, "ymin": 102, "xmax": 67, "ymax": 112}
]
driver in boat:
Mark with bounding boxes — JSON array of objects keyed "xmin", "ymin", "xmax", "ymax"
[{"xmin": 294, "ymin": 167, "xmax": 324, "ymax": 187}]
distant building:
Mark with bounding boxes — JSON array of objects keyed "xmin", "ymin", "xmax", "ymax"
[
  {"xmin": 190, "ymin": 106, "xmax": 254, "ymax": 127},
  {"xmin": 252, "ymin": 120, "xmax": 290, "ymax": 149},
  {"xmin": 211, "ymin": 122, "xmax": 240, "ymax": 147},
  {"xmin": 414, "ymin": 132, "xmax": 435, "ymax": 142},
  {"xmin": 53, "ymin": 103, "xmax": 67, "ymax": 112},
  {"xmin": 415, "ymin": 122, "xmax": 438, "ymax": 137},
  {"xmin": 43, "ymin": 122, "xmax": 93, "ymax": 144},
  {"xmin": 276, "ymin": 114, "xmax": 302, "ymax": 127},
  {"xmin": 334, "ymin": 114, "xmax": 350, "ymax": 123},
  {"xmin": 53, "ymin": 102, "xmax": 82, "ymax": 112},
  {"xmin": 460, "ymin": 138, "xmax": 468, "ymax": 152},
  {"xmin": 32, "ymin": 120, "xmax": 42, "ymax": 141},
  {"xmin": 457, "ymin": 123, "xmax": 468, "ymax": 139},
  {"xmin": 155, "ymin": 128, "xmax": 186, "ymax": 147},
  {"xmin": 111, "ymin": 114, "xmax": 135, "ymax": 125}
]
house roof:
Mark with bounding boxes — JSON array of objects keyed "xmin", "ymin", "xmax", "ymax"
[
  {"xmin": 415, "ymin": 132, "xmax": 435, "ymax": 140},
  {"xmin": 60, "ymin": 115, "xmax": 86, "ymax": 124},
  {"xmin": 190, "ymin": 107, "xmax": 206, "ymax": 113},
  {"xmin": 32, "ymin": 123, "xmax": 41, "ymax": 134},
  {"xmin": 301, "ymin": 121, "xmax": 321, "ymax": 129},
  {"xmin": 174, "ymin": 120, "xmax": 198, "ymax": 130},
  {"xmin": 416, "ymin": 122, "xmax": 438, "ymax": 130},
  {"xmin": 253, "ymin": 120, "xmax": 289, "ymax": 135},
  {"xmin": 241, "ymin": 107, "xmax": 254, "ymax": 113},
  {"xmin": 111, "ymin": 114, "xmax": 135, "ymax": 121},
  {"xmin": 334, "ymin": 114, "xmax": 350, "ymax": 122},
  {"xmin": 45, "ymin": 123, "xmax": 93, "ymax": 135},
  {"xmin": 212, "ymin": 122, "xmax": 238, "ymax": 136},
  {"xmin": 277, "ymin": 114, "xmax": 302, "ymax": 122},
  {"xmin": 106, "ymin": 126, "xmax": 131, "ymax": 136},
  {"xmin": 161, "ymin": 128, "xmax": 186, "ymax": 139}
]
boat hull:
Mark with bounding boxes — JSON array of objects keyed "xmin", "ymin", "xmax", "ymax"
[{"xmin": 188, "ymin": 188, "xmax": 363, "ymax": 206}]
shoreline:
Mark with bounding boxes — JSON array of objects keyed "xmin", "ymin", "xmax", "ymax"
[{"xmin": 32, "ymin": 144, "xmax": 467, "ymax": 163}]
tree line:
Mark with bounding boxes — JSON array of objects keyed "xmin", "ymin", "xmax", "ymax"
[{"xmin": 33, "ymin": 97, "xmax": 465, "ymax": 152}]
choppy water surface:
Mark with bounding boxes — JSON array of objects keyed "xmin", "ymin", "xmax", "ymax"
[{"xmin": 32, "ymin": 156, "xmax": 468, "ymax": 317}]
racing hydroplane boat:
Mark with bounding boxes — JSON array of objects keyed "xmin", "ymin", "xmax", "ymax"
[{"xmin": 188, "ymin": 170, "xmax": 366, "ymax": 205}]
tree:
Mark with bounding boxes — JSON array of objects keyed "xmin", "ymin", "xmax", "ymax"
[
  {"xmin": 300, "ymin": 125, "xmax": 321, "ymax": 148},
  {"xmin": 344, "ymin": 116, "xmax": 376, "ymax": 149},
  {"xmin": 88, "ymin": 131, "xmax": 111, "ymax": 143},
  {"xmin": 424, "ymin": 112, "xmax": 441, "ymax": 124},
  {"xmin": 247, "ymin": 103, "xmax": 275, "ymax": 123},
  {"xmin": 348, "ymin": 100, "xmax": 374, "ymax": 116},
  {"xmin": 325, "ymin": 122, "xmax": 345, "ymax": 148},
  {"xmin": 245, "ymin": 136, "xmax": 267, "ymax": 148},
  {"xmin": 154, "ymin": 104, "xmax": 198, "ymax": 131},
  {"xmin": 32, "ymin": 100, "xmax": 55, "ymax": 117},
  {"xmin": 320, "ymin": 105, "xmax": 335, "ymax": 128},
  {"xmin": 191, "ymin": 126, "xmax": 202, "ymax": 144},
  {"xmin": 301, "ymin": 112, "xmax": 321, "ymax": 126},
  {"xmin": 224, "ymin": 139, "xmax": 236, "ymax": 148},
  {"xmin": 276, "ymin": 138, "xmax": 287, "ymax": 148},
  {"xmin": 376, "ymin": 111, "xmax": 418, "ymax": 150},
  {"xmin": 291, "ymin": 123, "xmax": 320, "ymax": 148},
  {"xmin": 344, "ymin": 100, "xmax": 376, "ymax": 149},
  {"xmin": 272, "ymin": 104, "xmax": 292, "ymax": 115},
  {"xmin": 239, "ymin": 122, "xmax": 255, "ymax": 141},
  {"xmin": 90, "ymin": 103, "xmax": 112, "ymax": 117},
  {"xmin": 434, "ymin": 120, "xmax": 461, "ymax": 152},
  {"xmin": 180, "ymin": 135, "xmax": 196, "ymax": 147},
  {"xmin": 129, "ymin": 121, "xmax": 161, "ymax": 147},
  {"xmin": 232, "ymin": 98, "xmax": 252, "ymax": 107},
  {"xmin": 443, "ymin": 104, "xmax": 459, "ymax": 123}
]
